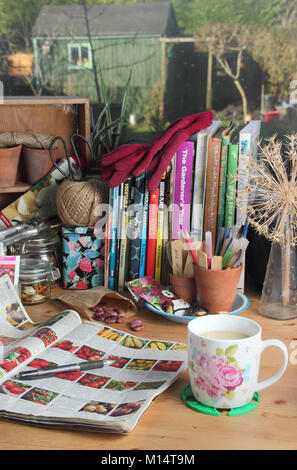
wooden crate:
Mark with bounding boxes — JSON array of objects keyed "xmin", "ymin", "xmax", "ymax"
[{"xmin": 0, "ymin": 96, "xmax": 90, "ymax": 209}]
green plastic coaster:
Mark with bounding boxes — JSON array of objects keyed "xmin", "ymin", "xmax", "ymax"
[{"xmin": 182, "ymin": 384, "xmax": 260, "ymax": 416}]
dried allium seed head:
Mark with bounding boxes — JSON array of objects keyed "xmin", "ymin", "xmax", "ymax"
[{"xmin": 236, "ymin": 134, "xmax": 297, "ymax": 246}]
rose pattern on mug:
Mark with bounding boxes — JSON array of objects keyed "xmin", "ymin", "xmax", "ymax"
[{"xmin": 189, "ymin": 344, "xmax": 250, "ymax": 403}]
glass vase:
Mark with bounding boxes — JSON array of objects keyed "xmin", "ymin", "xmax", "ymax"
[{"xmin": 259, "ymin": 241, "xmax": 297, "ymax": 320}]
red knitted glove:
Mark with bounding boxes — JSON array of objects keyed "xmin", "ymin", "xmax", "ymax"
[
  {"xmin": 133, "ymin": 110, "xmax": 213, "ymax": 178},
  {"xmin": 146, "ymin": 129, "xmax": 189, "ymax": 191},
  {"xmin": 114, "ymin": 144, "xmax": 152, "ymax": 171},
  {"xmin": 100, "ymin": 143, "xmax": 148, "ymax": 168},
  {"xmin": 100, "ymin": 110, "xmax": 213, "ymax": 189},
  {"xmin": 101, "ymin": 147, "xmax": 150, "ymax": 187},
  {"xmin": 109, "ymin": 167, "xmax": 133, "ymax": 188}
]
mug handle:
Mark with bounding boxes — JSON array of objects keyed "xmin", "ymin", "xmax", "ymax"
[{"xmin": 255, "ymin": 339, "xmax": 288, "ymax": 392}]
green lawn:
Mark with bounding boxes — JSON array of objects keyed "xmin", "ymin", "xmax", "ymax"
[
  {"xmin": 125, "ymin": 125, "xmax": 157, "ymax": 144},
  {"xmin": 124, "ymin": 116, "xmax": 295, "ymax": 146}
]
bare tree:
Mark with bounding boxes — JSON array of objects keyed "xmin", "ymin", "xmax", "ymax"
[{"xmin": 194, "ymin": 23, "xmax": 253, "ymax": 122}]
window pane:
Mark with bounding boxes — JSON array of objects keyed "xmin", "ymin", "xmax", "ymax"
[
  {"xmin": 81, "ymin": 46, "xmax": 90, "ymax": 67},
  {"xmin": 70, "ymin": 46, "xmax": 79, "ymax": 66}
]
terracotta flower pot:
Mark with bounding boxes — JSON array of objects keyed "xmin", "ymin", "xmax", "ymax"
[
  {"xmin": 23, "ymin": 146, "xmax": 59, "ymax": 185},
  {"xmin": 169, "ymin": 273, "xmax": 197, "ymax": 304},
  {"xmin": 0, "ymin": 145, "xmax": 22, "ymax": 187},
  {"xmin": 193, "ymin": 264, "xmax": 243, "ymax": 314}
]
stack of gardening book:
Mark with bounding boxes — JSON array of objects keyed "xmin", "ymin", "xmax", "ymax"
[{"xmin": 105, "ymin": 120, "xmax": 261, "ymax": 291}]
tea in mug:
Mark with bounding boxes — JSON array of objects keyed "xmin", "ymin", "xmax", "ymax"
[{"xmin": 199, "ymin": 330, "xmax": 250, "ymax": 340}]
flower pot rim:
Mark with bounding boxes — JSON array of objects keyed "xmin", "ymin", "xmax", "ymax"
[
  {"xmin": 23, "ymin": 145, "xmax": 55, "ymax": 151},
  {"xmin": 193, "ymin": 264, "xmax": 243, "ymax": 273},
  {"xmin": 0, "ymin": 144, "xmax": 22, "ymax": 150}
]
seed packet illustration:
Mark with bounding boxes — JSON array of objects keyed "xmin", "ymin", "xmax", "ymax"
[{"xmin": 126, "ymin": 275, "xmax": 190, "ymax": 314}]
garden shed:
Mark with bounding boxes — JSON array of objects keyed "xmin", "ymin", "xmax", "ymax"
[{"xmin": 32, "ymin": 2, "xmax": 180, "ymax": 112}]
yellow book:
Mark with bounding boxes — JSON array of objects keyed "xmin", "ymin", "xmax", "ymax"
[{"xmin": 154, "ymin": 171, "xmax": 167, "ymax": 282}]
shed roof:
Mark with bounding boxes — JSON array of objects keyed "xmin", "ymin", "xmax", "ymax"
[{"xmin": 32, "ymin": 2, "xmax": 179, "ymax": 38}]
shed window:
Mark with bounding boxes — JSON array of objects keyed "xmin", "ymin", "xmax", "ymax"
[{"xmin": 68, "ymin": 44, "xmax": 92, "ymax": 69}]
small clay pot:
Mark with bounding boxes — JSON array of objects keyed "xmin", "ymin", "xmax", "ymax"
[
  {"xmin": 0, "ymin": 145, "xmax": 22, "ymax": 187},
  {"xmin": 169, "ymin": 273, "xmax": 197, "ymax": 304},
  {"xmin": 193, "ymin": 264, "xmax": 242, "ymax": 314},
  {"xmin": 23, "ymin": 146, "xmax": 59, "ymax": 185}
]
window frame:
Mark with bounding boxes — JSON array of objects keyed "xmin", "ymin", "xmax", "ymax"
[{"xmin": 68, "ymin": 43, "xmax": 93, "ymax": 70}]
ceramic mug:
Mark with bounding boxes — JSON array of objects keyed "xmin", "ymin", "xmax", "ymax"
[{"xmin": 188, "ymin": 314, "xmax": 288, "ymax": 409}]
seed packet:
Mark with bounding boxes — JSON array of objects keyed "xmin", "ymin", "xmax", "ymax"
[
  {"xmin": 126, "ymin": 275, "xmax": 190, "ymax": 315},
  {"xmin": 0, "ymin": 274, "xmax": 32, "ymax": 328},
  {"xmin": 0, "ymin": 157, "xmax": 78, "ymax": 228},
  {"xmin": 0, "ymin": 255, "xmax": 20, "ymax": 285}
]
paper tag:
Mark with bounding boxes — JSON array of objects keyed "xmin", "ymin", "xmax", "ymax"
[
  {"xmin": 197, "ymin": 250, "xmax": 208, "ymax": 269},
  {"xmin": 171, "ymin": 240, "xmax": 183, "ymax": 276},
  {"xmin": 183, "ymin": 253, "xmax": 195, "ymax": 278}
]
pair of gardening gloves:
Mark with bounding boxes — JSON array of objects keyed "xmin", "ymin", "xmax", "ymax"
[{"xmin": 100, "ymin": 110, "xmax": 213, "ymax": 192}]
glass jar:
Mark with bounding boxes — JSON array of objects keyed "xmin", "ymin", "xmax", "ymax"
[
  {"xmin": 19, "ymin": 258, "xmax": 53, "ymax": 305},
  {"xmin": 260, "ymin": 241, "xmax": 297, "ymax": 320},
  {"xmin": 8, "ymin": 228, "xmax": 61, "ymax": 285}
]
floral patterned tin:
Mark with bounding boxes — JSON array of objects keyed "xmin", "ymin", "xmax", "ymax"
[{"xmin": 62, "ymin": 226, "xmax": 104, "ymax": 289}]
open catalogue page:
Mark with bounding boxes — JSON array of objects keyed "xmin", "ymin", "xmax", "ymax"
[{"xmin": 0, "ymin": 275, "xmax": 187, "ymax": 433}]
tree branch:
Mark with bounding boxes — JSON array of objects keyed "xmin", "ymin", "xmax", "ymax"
[{"xmin": 82, "ymin": 0, "xmax": 101, "ymax": 104}]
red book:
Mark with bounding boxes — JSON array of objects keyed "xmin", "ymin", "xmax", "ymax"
[{"xmin": 145, "ymin": 188, "xmax": 160, "ymax": 277}]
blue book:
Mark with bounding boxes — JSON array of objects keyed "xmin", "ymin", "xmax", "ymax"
[
  {"xmin": 108, "ymin": 185, "xmax": 119, "ymax": 290},
  {"xmin": 139, "ymin": 174, "xmax": 149, "ymax": 277}
]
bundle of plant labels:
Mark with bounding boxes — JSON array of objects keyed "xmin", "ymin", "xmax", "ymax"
[{"xmin": 168, "ymin": 236, "xmax": 201, "ymax": 278}]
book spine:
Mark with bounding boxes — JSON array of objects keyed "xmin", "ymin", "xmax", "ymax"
[
  {"xmin": 191, "ymin": 132, "xmax": 208, "ymax": 242},
  {"xmin": 129, "ymin": 174, "xmax": 145, "ymax": 280},
  {"xmin": 216, "ymin": 137, "xmax": 229, "ymax": 242},
  {"xmin": 104, "ymin": 187, "xmax": 113, "ymax": 288},
  {"xmin": 224, "ymin": 143, "xmax": 239, "ymax": 228},
  {"xmin": 118, "ymin": 180, "xmax": 131, "ymax": 290},
  {"xmin": 125, "ymin": 177, "xmax": 135, "ymax": 283},
  {"xmin": 237, "ymin": 122, "xmax": 261, "ymax": 292},
  {"xmin": 139, "ymin": 174, "xmax": 149, "ymax": 278},
  {"xmin": 108, "ymin": 186, "xmax": 119, "ymax": 290},
  {"xmin": 167, "ymin": 159, "xmax": 174, "ymax": 244},
  {"xmin": 160, "ymin": 166, "xmax": 172, "ymax": 285},
  {"xmin": 154, "ymin": 172, "xmax": 166, "ymax": 282},
  {"xmin": 145, "ymin": 187, "xmax": 160, "ymax": 277},
  {"xmin": 236, "ymin": 133, "xmax": 251, "ymax": 227},
  {"xmin": 203, "ymin": 137, "xmax": 222, "ymax": 252},
  {"xmin": 114, "ymin": 183, "xmax": 124, "ymax": 291},
  {"xmin": 171, "ymin": 141, "xmax": 195, "ymax": 240}
]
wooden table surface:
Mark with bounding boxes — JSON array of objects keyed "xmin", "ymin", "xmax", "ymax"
[{"xmin": 1, "ymin": 284, "xmax": 297, "ymax": 451}]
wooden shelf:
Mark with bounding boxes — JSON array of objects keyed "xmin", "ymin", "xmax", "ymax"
[
  {"xmin": 0, "ymin": 96, "xmax": 90, "ymax": 213},
  {"xmin": 0, "ymin": 183, "xmax": 31, "ymax": 193},
  {"xmin": 2, "ymin": 96, "xmax": 89, "ymax": 106}
]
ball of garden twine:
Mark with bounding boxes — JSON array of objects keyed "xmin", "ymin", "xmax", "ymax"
[{"xmin": 56, "ymin": 178, "xmax": 108, "ymax": 227}]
